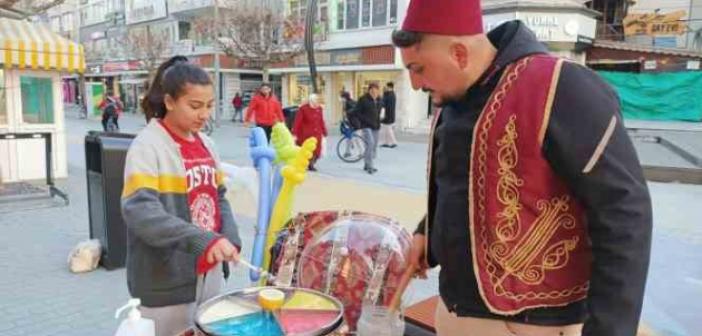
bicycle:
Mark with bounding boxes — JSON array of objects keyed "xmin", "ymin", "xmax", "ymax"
[{"xmin": 336, "ymin": 120, "xmax": 367, "ymax": 163}]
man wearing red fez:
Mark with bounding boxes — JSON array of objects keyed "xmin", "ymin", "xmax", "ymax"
[{"xmin": 394, "ymin": 1, "xmax": 652, "ymax": 335}]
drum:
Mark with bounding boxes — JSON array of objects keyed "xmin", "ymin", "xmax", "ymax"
[
  {"xmin": 195, "ymin": 287, "xmax": 344, "ymax": 336},
  {"xmin": 269, "ymin": 211, "xmax": 412, "ymax": 331}
]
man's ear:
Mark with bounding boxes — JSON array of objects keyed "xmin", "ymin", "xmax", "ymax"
[{"xmin": 450, "ymin": 42, "xmax": 469, "ymax": 70}]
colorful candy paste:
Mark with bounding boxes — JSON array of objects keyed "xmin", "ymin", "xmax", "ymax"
[
  {"xmin": 282, "ymin": 291, "xmax": 337, "ymax": 311},
  {"xmin": 207, "ymin": 311, "xmax": 283, "ymax": 336},
  {"xmin": 199, "ymin": 298, "xmax": 261, "ymax": 325},
  {"xmin": 198, "ymin": 287, "xmax": 343, "ymax": 336},
  {"xmin": 278, "ymin": 310, "xmax": 340, "ymax": 334}
]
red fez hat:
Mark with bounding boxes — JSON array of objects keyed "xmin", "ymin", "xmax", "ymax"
[{"xmin": 402, "ymin": 0, "xmax": 484, "ymax": 36}]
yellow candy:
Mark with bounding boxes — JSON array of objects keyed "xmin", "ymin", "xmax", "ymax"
[{"xmin": 258, "ymin": 288, "xmax": 285, "ymax": 311}]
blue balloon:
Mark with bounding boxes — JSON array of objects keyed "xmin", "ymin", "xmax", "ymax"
[
  {"xmin": 248, "ymin": 128, "xmax": 276, "ymax": 282},
  {"xmin": 270, "ymin": 166, "xmax": 284, "ymax": 218}
]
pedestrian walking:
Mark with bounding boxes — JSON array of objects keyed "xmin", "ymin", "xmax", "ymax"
[
  {"xmin": 232, "ymin": 92, "xmax": 244, "ymax": 122},
  {"xmin": 99, "ymin": 91, "xmax": 123, "ymax": 131},
  {"xmin": 356, "ymin": 83, "xmax": 383, "ymax": 174},
  {"xmin": 380, "ymin": 82, "xmax": 398, "ymax": 148},
  {"xmin": 244, "ymin": 83, "xmax": 284, "ymax": 141},
  {"xmin": 292, "ymin": 94, "xmax": 328, "ymax": 171}
]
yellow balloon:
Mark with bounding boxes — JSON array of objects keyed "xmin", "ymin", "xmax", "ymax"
[{"xmin": 261, "ymin": 137, "xmax": 317, "ymax": 282}]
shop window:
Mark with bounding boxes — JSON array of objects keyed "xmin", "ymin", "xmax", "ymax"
[
  {"xmin": 21, "ymin": 76, "xmax": 54, "ymax": 124},
  {"xmin": 0, "ymin": 70, "xmax": 6, "ymax": 125}
]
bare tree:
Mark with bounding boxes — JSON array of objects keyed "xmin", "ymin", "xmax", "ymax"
[
  {"xmin": 122, "ymin": 26, "xmax": 171, "ymax": 77},
  {"xmin": 0, "ymin": 0, "xmax": 66, "ymax": 18},
  {"xmin": 194, "ymin": 1, "xmax": 315, "ymax": 82}
]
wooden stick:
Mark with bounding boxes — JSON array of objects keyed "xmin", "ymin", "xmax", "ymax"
[{"xmin": 388, "ymin": 264, "xmax": 417, "ymax": 313}]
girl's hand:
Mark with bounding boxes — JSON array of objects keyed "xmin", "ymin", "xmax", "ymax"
[{"xmin": 206, "ymin": 238, "xmax": 239, "ymax": 264}]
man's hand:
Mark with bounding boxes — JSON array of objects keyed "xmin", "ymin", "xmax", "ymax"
[
  {"xmin": 206, "ymin": 239, "xmax": 240, "ymax": 264},
  {"xmin": 243, "ymin": 122, "xmax": 251, "ymax": 128},
  {"xmin": 409, "ymin": 234, "xmax": 430, "ymax": 279}
]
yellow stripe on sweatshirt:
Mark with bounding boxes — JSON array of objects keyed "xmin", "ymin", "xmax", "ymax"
[{"xmin": 122, "ymin": 174, "xmax": 188, "ymax": 198}]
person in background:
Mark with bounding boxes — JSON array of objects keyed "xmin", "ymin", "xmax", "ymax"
[
  {"xmin": 99, "ymin": 91, "xmax": 123, "ymax": 131},
  {"xmin": 380, "ymin": 82, "xmax": 398, "ymax": 148},
  {"xmin": 244, "ymin": 83, "xmax": 284, "ymax": 141},
  {"xmin": 355, "ymin": 83, "xmax": 383, "ymax": 174},
  {"xmin": 125, "ymin": 56, "xmax": 242, "ymax": 336},
  {"xmin": 292, "ymin": 94, "xmax": 328, "ymax": 171},
  {"xmin": 231, "ymin": 92, "xmax": 244, "ymax": 122}
]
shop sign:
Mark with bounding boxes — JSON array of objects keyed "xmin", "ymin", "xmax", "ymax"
[
  {"xmin": 90, "ymin": 31, "xmax": 106, "ymax": 40},
  {"xmin": 103, "ymin": 61, "xmax": 143, "ymax": 73},
  {"xmin": 644, "ymin": 60, "xmax": 657, "ymax": 70},
  {"xmin": 168, "ymin": 0, "xmax": 213, "ymax": 14},
  {"xmin": 293, "ymin": 52, "xmax": 332, "ymax": 67},
  {"xmin": 577, "ymin": 35, "xmax": 594, "ymax": 45},
  {"xmin": 126, "ymin": 0, "xmax": 168, "ymax": 25},
  {"xmin": 687, "ymin": 60, "xmax": 700, "ymax": 70},
  {"xmin": 624, "ymin": 11, "xmax": 687, "ymax": 37},
  {"xmin": 484, "ymin": 12, "xmax": 595, "ymax": 43},
  {"xmin": 87, "ymin": 65, "xmax": 102, "ymax": 74},
  {"xmin": 332, "ymin": 49, "xmax": 362, "ymax": 65}
]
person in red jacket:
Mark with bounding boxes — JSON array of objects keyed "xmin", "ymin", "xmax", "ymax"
[
  {"xmin": 231, "ymin": 92, "xmax": 243, "ymax": 122},
  {"xmin": 244, "ymin": 83, "xmax": 284, "ymax": 140},
  {"xmin": 292, "ymin": 94, "xmax": 327, "ymax": 171}
]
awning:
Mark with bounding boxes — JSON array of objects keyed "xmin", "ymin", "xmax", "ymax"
[{"xmin": 0, "ymin": 18, "xmax": 85, "ymax": 73}]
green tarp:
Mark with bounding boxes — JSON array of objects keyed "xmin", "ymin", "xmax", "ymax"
[{"xmin": 597, "ymin": 71, "xmax": 702, "ymax": 122}]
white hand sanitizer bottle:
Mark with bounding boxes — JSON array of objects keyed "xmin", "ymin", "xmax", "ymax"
[{"xmin": 114, "ymin": 298, "xmax": 155, "ymax": 336}]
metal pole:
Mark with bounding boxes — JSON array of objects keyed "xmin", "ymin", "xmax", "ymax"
[
  {"xmin": 305, "ymin": 0, "xmax": 319, "ymax": 93},
  {"xmin": 687, "ymin": 0, "xmax": 694, "ymax": 49},
  {"xmin": 75, "ymin": 0, "xmax": 88, "ymax": 118},
  {"xmin": 214, "ymin": 0, "xmax": 222, "ymax": 125}
]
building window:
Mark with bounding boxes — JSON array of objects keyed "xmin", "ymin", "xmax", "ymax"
[
  {"xmin": 178, "ymin": 21, "xmax": 191, "ymax": 40},
  {"xmin": 80, "ymin": 9, "xmax": 88, "ymax": 26},
  {"xmin": 372, "ymin": 0, "xmax": 387, "ymax": 26},
  {"xmin": 63, "ymin": 13, "xmax": 74, "ymax": 32},
  {"xmin": 345, "ymin": 0, "xmax": 360, "ymax": 29},
  {"xmin": 0, "ymin": 70, "xmax": 6, "ymax": 125},
  {"xmin": 338, "ymin": 0, "xmax": 397, "ymax": 30},
  {"xmin": 21, "ymin": 76, "xmax": 54, "ymax": 124},
  {"xmin": 361, "ymin": 0, "xmax": 371, "ymax": 27},
  {"xmin": 320, "ymin": 4, "xmax": 328, "ymax": 22},
  {"xmin": 337, "ymin": 0, "xmax": 345, "ymax": 30},
  {"xmin": 389, "ymin": 0, "xmax": 397, "ymax": 24},
  {"xmin": 50, "ymin": 16, "xmax": 61, "ymax": 32}
]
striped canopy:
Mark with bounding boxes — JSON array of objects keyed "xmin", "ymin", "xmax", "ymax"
[{"xmin": 0, "ymin": 18, "xmax": 85, "ymax": 73}]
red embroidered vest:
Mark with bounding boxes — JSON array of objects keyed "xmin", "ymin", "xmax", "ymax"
[{"xmin": 426, "ymin": 55, "xmax": 592, "ymax": 315}]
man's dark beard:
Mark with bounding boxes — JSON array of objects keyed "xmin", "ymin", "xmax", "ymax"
[{"xmin": 424, "ymin": 88, "xmax": 463, "ymax": 107}]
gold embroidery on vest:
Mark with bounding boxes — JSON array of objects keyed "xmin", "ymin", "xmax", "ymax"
[{"xmin": 474, "ymin": 57, "xmax": 589, "ymax": 303}]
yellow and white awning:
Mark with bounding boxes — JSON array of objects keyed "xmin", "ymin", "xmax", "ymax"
[{"xmin": 0, "ymin": 18, "xmax": 85, "ymax": 73}]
